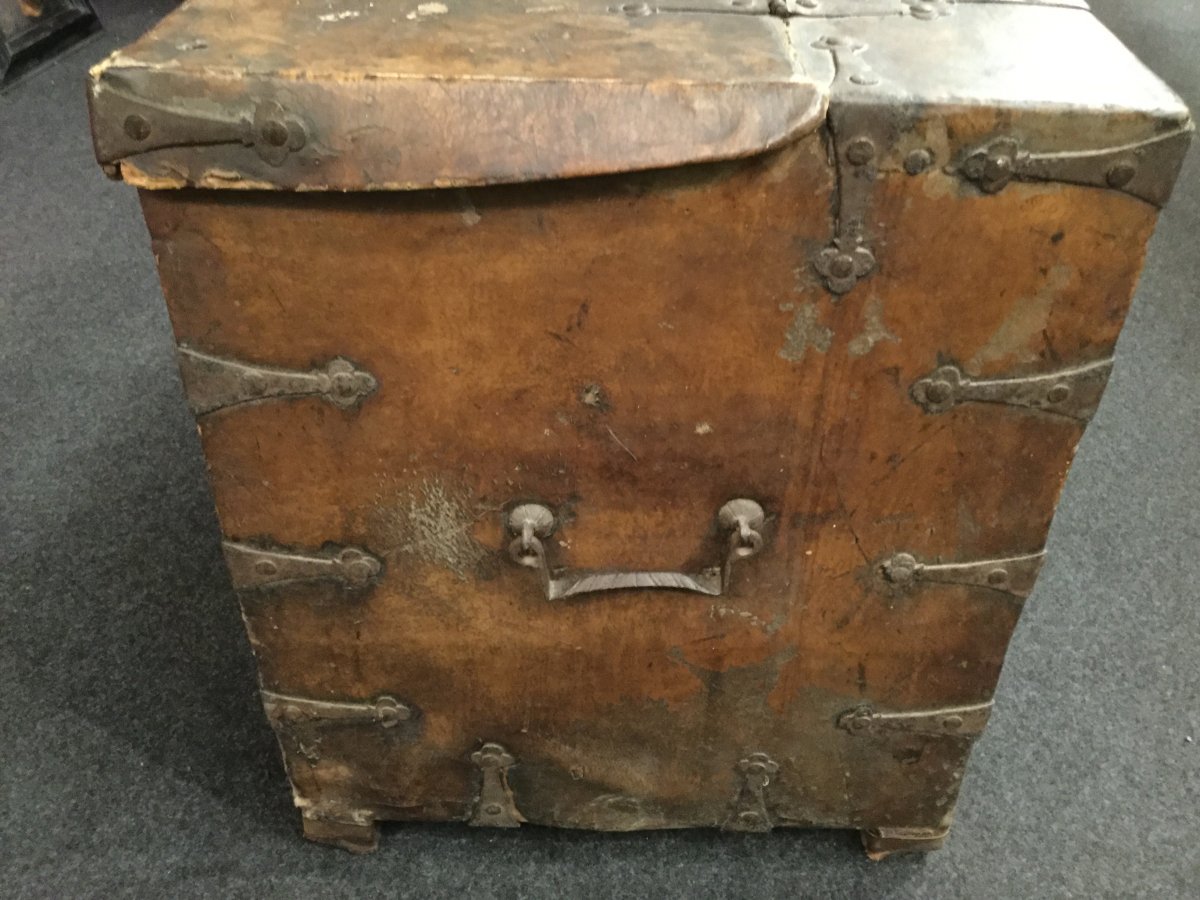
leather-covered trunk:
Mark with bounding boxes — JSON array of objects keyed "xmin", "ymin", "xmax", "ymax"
[{"xmin": 87, "ymin": 0, "xmax": 1191, "ymax": 856}]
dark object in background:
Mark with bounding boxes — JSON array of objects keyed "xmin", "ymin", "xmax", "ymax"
[{"xmin": 0, "ymin": 0, "xmax": 97, "ymax": 88}]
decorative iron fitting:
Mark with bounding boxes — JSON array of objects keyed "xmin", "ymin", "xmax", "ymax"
[
  {"xmin": 772, "ymin": 0, "xmax": 1088, "ymax": 17},
  {"xmin": 469, "ymin": 742, "xmax": 525, "ymax": 828},
  {"xmin": 807, "ymin": 36, "xmax": 887, "ymax": 295},
  {"xmin": 809, "ymin": 34, "xmax": 879, "ymax": 87},
  {"xmin": 223, "ymin": 541, "xmax": 383, "ymax": 591},
  {"xmin": 837, "ymin": 701, "xmax": 993, "ymax": 737},
  {"xmin": 956, "ymin": 129, "xmax": 1192, "ymax": 207},
  {"xmin": 505, "ymin": 499, "xmax": 766, "ymax": 601},
  {"xmin": 177, "ymin": 347, "xmax": 377, "ymax": 417},
  {"xmin": 92, "ymin": 71, "xmax": 307, "ymax": 166},
  {"xmin": 879, "ymin": 550, "xmax": 1045, "ymax": 599},
  {"xmin": 814, "ymin": 235, "xmax": 877, "ymax": 295},
  {"xmin": 910, "ymin": 358, "xmax": 1112, "ymax": 422},
  {"xmin": 771, "ymin": 0, "xmax": 944, "ymax": 16},
  {"xmin": 262, "ymin": 691, "xmax": 415, "ymax": 728},
  {"xmin": 723, "ymin": 752, "xmax": 780, "ymax": 832}
]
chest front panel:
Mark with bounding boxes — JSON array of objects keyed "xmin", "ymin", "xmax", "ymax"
[{"xmin": 141, "ymin": 125, "xmax": 1158, "ymax": 830}]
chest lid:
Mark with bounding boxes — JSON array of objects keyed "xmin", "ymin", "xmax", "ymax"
[{"xmin": 87, "ymin": 0, "xmax": 826, "ymax": 191}]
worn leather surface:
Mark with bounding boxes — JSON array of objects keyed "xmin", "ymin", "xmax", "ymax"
[{"xmin": 1, "ymin": 0, "xmax": 1198, "ymax": 895}]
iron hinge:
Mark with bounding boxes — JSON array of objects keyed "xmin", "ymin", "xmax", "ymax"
[
  {"xmin": 223, "ymin": 541, "xmax": 383, "ymax": 591},
  {"xmin": 838, "ymin": 700, "xmax": 993, "ymax": 737},
  {"xmin": 807, "ymin": 35, "xmax": 885, "ymax": 296},
  {"xmin": 955, "ymin": 129, "xmax": 1192, "ymax": 208},
  {"xmin": 177, "ymin": 346, "xmax": 377, "ymax": 417},
  {"xmin": 262, "ymin": 691, "xmax": 416, "ymax": 729},
  {"xmin": 879, "ymin": 550, "xmax": 1045, "ymax": 599},
  {"xmin": 910, "ymin": 358, "xmax": 1113, "ymax": 422},
  {"xmin": 91, "ymin": 69, "xmax": 308, "ymax": 167},
  {"xmin": 766, "ymin": 0, "xmax": 1090, "ymax": 17}
]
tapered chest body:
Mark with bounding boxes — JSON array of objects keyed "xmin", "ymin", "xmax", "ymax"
[{"xmin": 89, "ymin": 0, "xmax": 1191, "ymax": 856}]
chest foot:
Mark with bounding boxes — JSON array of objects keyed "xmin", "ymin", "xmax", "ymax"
[{"xmin": 860, "ymin": 825, "xmax": 950, "ymax": 860}]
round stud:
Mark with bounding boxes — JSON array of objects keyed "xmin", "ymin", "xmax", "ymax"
[
  {"xmin": 376, "ymin": 696, "xmax": 412, "ymax": 727},
  {"xmin": 986, "ymin": 568, "xmax": 1009, "ymax": 588},
  {"xmin": 254, "ymin": 559, "xmax": 278, "ymax": 576},
  {"xmin": 983, "ymin": 155, "xmax": 1013, "ymax": 183},
  {"xmin": 261, "ymin": 119, "xmax": 290, "ymax": 148},
  {"xmin": 1046, "ymin": 384, "xmax": 1071, "ymax": 404},
  {"xmin": 846, "ymin": 137, "xmax": 876, "ymax": 166},
  {"xmin": 904, "ymin": 148, "xmax": 934, "ymax": 175},
  {"xmin": 123, "ymin": 113, "xmax": 151, "ymax": 141},
  {"xmin": 941, "ymin": 715, "xmax": 964, "ymax": 731},
  {"xmin": 830, "ymin": 254, "xmax": 857, "ymax": 280},
  {"xmin": 1106, "ymin": 162, "xmax": 1137, "ymax": 189},
  {"xmin": 882, "ymin": 553, "xmax": 918, "ymax": 586},
  {"xmin": 338, "ymin": 548, "xmax": 381, "ymax": 585},
  {"xmin": 923, "ymin": 380, "xmax": 953, "ymax": 406}
]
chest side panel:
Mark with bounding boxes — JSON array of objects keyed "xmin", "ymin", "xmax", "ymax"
[{"xmin": 142, "ymin": 110, "xmax": 1161, "ymax": 829}]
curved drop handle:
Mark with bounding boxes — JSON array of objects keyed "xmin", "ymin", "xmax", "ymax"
[{"xmin": 505, "ymin": 499, "xmax": 766, "ymax": 601}]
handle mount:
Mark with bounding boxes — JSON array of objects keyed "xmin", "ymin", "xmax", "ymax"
[{"xmin": 505, "ymin": 499, "xmax": 766, "ymax": 601}]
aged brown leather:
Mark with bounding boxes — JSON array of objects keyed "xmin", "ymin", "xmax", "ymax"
[{"xmin": 89, "ymin": 0, "xmax": 1191, "ymax": 857}]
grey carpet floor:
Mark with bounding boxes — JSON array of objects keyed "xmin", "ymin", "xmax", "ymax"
[{"xmin": 1, "ymin": 1, "xmax": 1197, "ymax": 897}]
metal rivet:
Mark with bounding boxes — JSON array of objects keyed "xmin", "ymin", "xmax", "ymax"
[
  {"xmin": 923, "ymin": 380, "xmax": 953, "ymax": 405},
  {"xmin": 904, "ymin": 148, "xmax": 934, "ymax": 175},
  {"xmin": 883, "ymin": 555, "xmax": 917, "ymax": 585},
  {"xmin": 484, "ymin": 803, "xmax": 503, "ymax": 816},
  {"xmin": 342, "ymin": 559, "xmax": 374, "ymax": 585},
  {"xmin": 828, "ymin": 254, "xmax": 856, "ymax": 279},
  {"xmin": 620, "ymin": 1, "xmax": 651, "ymax": 14},
  {"xmin": 376, "ymin": 696, "xmax": 412, "ymax": 727},
  {"xmin": 849, "ymin": 73, "xmax": 880, "ymax": 86},
  {"xmin": 123, "ymin": 114, "xmax": 151, "ymax": 141},
  {"xmin": 1046, "ymin": 384, "xmax": 1071, "ymax": 404},
  {"xmin": 846, "ymin": 137, "xmax": 876, "ymax": 166},
  {"xmin": 261, "ymin": 119, "xmax": 290, "ymax": 148},
  {"xmin": 1106, "ymin": 162, "xmax": 1137, "ymax": 189},
  {"xmin": 942, "ymin": 715, "xmax": 964, "ymax": 731},
  {"xmin": 254, "ymin": 560, "xmax": 278, "ymax": 576},
  {"xmin": 983, "ymin": 156, "xmax": 1013, "ymax": 181},
  {"xmin": 986, "ymin": 568, "xmax": 1009, "ymax": 587}
]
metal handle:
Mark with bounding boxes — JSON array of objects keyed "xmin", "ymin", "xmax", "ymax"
[{"xmin": 505, "ymin": 499, "xmax": 766, "ymax": 601}]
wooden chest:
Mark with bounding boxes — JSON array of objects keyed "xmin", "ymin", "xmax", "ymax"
[{"xmin": 88, "ymin": 0, "xmax": 1191, "ymax": 857}]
